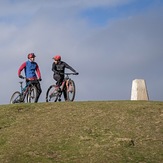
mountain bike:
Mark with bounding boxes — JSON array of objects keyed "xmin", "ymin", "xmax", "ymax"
[
  {"xmin": 46, "ymin": 73, "xmax": 78, "ymax": 102},
  {"xmin": 10, "ymin": 79, "xmax": 39, "ymax": 104}
]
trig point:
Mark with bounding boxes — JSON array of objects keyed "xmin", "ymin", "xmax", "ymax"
[{"xmin": 131, "ymin": 79, "xmax": 149, "ymax": 100}]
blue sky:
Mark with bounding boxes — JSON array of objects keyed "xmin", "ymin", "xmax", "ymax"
[
  {"xmin": 0, "ymin": 0, "xmax": 163, "ymax": 104},
  {"xmin": 0, "ymin": 0, "xmax": 160, "ymax": 26},
  {"xmin": 80, "ymin": 0, "xmax": 160, "ymax": 26}
]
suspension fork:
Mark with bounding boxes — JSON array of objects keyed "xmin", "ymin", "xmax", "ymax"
[
  {"xmin": 19, "ymin": 82, "xmax": 25, "ymax": 101},
  {"xmin": 22, "ymin": 85, "xmax": 30, "ymax": 101},
  {"xmin": 66, "ymin": 79, "xmax": 69, "ymax": 89},
  {"xmin": 60, "ymin": 79, "xmax": 68, "ymax": 91}
]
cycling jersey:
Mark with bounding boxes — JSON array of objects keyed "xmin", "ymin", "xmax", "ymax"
[
  {"xmin": 52, "ymin": 61, "xmax": 76, "ymax": 75},
  {"xmin": 18, "ymin": 60, "xmax": 41, "ymax": 80},
  {"xmin": 52, "ymin": 61, "xmax": 77, "ymax": 87}
]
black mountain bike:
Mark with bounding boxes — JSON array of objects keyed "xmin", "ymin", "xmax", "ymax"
[
  {"xmin": 10, "ymin": 79, "xmax": 39, "ymax": 104},
  {"xmin": 46, "ymin": 73, "xmax": 78, "ymax": 102}
]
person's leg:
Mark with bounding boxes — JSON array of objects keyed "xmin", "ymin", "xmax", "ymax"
[
  {"xmin": 34, "ymin": 82, "xmax": 42, "ymax": 103},
  {"xmin": 63, "ymin": 89, "xmax": 67, "ymax": 101},
  {"xmin": 53, "ymin": 74, "xmax": 61, "ymax": 87},
  {"xmin": 53, "ymin": 74, "xmax": 64, "ymax": 88}
]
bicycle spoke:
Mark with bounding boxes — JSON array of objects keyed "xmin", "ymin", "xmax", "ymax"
[
  {"xmin": 10, "ymin": 91, "xmax": 22, "ymax": 104},
  {"xmin": 26, "ymin": 86, "xmax": 37, "ymax": 103},
  {"xmin": 46, "ymin": 85, "xmax": 59, "ymax": 102},
  {"xmin": 67, "ymin": 80, "xmax": 76, "ymax": 101}
]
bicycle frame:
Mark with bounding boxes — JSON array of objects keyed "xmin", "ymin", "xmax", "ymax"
[
  {"xmin": 60, "ymin": 79, "xmax": 68, "ymax": 91},
  {"xmin": 10, "ymin": 78, "xmax": 40, "ymax": 104},
  {"xmin": 18, "ymin": 80, "xmax": 37, "ymax": 102},
  {"xmin": 46, "ymin": 72, "xmax": 78, "ymax": 102},
  {"xmin": 19, "ymin": 81, "xmax": 32, "ymax": 100}
]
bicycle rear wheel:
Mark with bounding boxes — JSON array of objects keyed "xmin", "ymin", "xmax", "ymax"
[
  {"xmin": 67, "ymin": 80, "xmax": 76, "ymax": 101},
  {"xmin": 26, "ymin": 86, "xmax": 37, "ymax": 103},
  {"xmin": 46, "ymin": 85, "xmax": 59, "ymax": 102},
  {"xmin": 10, "ymin": 91, "xmax": 22, "ymax": 104}
]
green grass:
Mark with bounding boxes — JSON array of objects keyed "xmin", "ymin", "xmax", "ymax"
[{"xmin": 0, "ymin": 101, "xmax": 162, "ymax": 163}]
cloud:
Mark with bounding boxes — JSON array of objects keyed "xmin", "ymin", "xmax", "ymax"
[{"xmin": 0, "ymin": 0, "xmax": 163, "ymax": 104}]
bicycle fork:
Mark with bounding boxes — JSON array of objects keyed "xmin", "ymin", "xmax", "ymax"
[{"xmin": 20, "ymin": 87, "xmax": 29, "ymax": 102}]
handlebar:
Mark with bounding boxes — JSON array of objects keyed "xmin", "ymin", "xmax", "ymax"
[{"xmin": 19, "ymin": 72, "xmax": 78, "ymax": 80}]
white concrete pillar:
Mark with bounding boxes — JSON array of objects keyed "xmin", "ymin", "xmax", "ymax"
[{"xmin": 131, "ymin": 79, "xmax": 149, "ymax": 100}]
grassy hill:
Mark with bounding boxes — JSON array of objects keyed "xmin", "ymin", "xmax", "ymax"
[{"xmin": 0, "ymin": 101, "xmax": 162, "ymax": 163}]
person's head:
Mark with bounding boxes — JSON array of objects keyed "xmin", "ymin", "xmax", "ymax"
[
  {"xmin": 28, "ymin": 53, "xmax": 36, "ymax": 62},
  {"xmin": 53, "ymin": 55, "xmax": 61, "ymax": 64}
]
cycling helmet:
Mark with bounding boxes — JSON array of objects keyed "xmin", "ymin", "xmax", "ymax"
[
  {"xmin": 53, "ymin": 55, "xmax": 61, "ymax": 61},
  {"xmin": 28, "ymin": 53, "xmax": 36, "ymax": 59}
]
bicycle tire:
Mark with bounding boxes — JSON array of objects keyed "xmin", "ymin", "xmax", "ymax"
[
  {"xmin": 10, "ymin": 91, "xmax": 22, "ymax": 104},
  {"xmin": 67, "ymin": 79, "xmax": 76, "ymax": 101},
  {"xmin": 46, "ymin": 85, "xmax": 59, "ymax": 102},
  {"xmin": 26, "ymin": 85, "xmax": 37, "ymax": 103}
]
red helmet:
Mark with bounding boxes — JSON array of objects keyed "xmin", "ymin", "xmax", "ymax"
[
  {"xmin": 53, "ymin": 55, "xmax": 61, "ymax": 61},
  {"xmin": 28, "ymin": 53, "xmax": 36, "ymax": 59}
]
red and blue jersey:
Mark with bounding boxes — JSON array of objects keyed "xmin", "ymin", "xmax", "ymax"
[{"xmin": 18, "ymin": 60, "xmax": 41, "ymax": 80}]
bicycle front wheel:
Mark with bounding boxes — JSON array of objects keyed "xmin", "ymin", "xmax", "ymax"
[
  {"xmin": 46, "ymin": 85, "xmax": 59, "ymax": 102},
  {"xmin": 67, "ymin": 80, "xmax": 76, "ymax": 101},
  {"xmin": 26, "ymin": 86, "xmax": 37, "ymax": 103},
  {"xmin": 10, "ymin": 91, "xmax": 22, "ymax": 104}
]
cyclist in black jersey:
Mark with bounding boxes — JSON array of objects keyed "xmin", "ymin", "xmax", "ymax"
[{"xmin": 52, "ymin": 55, "xmax": 78, "ymax": 88}]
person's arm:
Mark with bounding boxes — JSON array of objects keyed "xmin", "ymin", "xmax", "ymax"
[
  {"xmin": 64, "ymin": 62, "xmax": 77, "ymax": 73},
  {"xmin": 18, "ymin": 62, "xmax": 26, "ymax": 78},
  {"xmin": 52, "ymin": 62, "xmax": 58, "ymax": 74},
  {"xmin": 36, "ymin": 63, "xmax": 41, "ymax": 79}
]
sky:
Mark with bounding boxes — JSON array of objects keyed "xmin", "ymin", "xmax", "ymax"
[{"xmin": 0, "ymin": 0, "xmax": 163, "ymax": 104}]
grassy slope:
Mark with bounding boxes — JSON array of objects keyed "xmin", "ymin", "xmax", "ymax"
[{"xmin": 0, "ymin": 101, "xmax": 162, "ymax": 163}]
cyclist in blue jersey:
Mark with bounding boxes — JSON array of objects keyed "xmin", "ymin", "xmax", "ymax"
[{"xmin": 18, "ymin": 53, "xmax": 42, "ymax": 103}]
